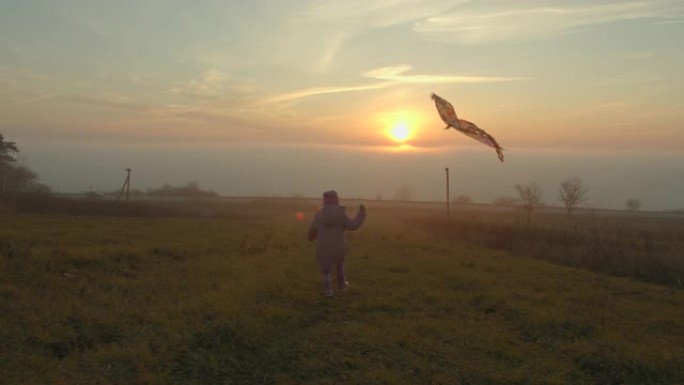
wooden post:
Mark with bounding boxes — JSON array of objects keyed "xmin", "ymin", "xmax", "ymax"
[
  {"xmin": 445, "ymin": 167, "xmax": 450, "ymax": 218},
  {"xmin": 125, "ymin": 168, "xmax": 131, "ymax": 202}
]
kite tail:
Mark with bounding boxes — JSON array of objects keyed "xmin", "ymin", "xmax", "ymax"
[{"xmin": 496, "ymin": 148, "xmax": 504, "ymax": 162}]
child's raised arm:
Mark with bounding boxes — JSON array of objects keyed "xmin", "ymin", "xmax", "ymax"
[{"xmin": 344, "ymin": 204, "xmax": 366, "ymax": 231}]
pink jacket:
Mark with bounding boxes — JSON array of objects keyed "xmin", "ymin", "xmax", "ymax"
[{"xmin": 308, "ymin": 205, "xmax": 366, "ymax": 271}]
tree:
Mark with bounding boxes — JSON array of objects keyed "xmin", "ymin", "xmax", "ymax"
[
  {"xmin": 0, "ymin": 134, "xmax": 45, "ymax": 208},
  {"xmin": 558, "ymin": 176, "xmax": 588, "ymax": 216},
  {"xmin": 4, "ymin": 165, "xmax": 38, "ymax": 196},
  {"xmin": 0, "ymin": 134, "xmax": 19, "ymax": 198},
  {"xmin": 393, "ymin": 184, "xmax": 414, "ymax": 201},
  {"xmin": 625, "ymin": 198, "xmax": 641, "ymax": 212},
  {"xmin": 514, "ymin": 183, "xmax": 543, "ymax": 223},
  {"xmin": 0, "ymin": 134, "xmax": 18, "ymax": 165}
]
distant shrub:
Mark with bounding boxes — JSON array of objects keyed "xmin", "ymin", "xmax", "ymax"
[{"xmin": 145, "ymin": 181, "xmax": 218, "ymax": 198}]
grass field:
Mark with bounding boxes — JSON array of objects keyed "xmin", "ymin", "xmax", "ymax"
[{"xmin": 1, "ymin": 199, "xmax": 683, "ymax": 384}]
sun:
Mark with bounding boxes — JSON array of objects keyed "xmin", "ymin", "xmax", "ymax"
[
  {"xmin": 379, "ymin": 110, "xmax": 422, "ymax": 145},
  {"xmin": 390, "ymin": 122, "xmax": 411, "ymax": 142}
]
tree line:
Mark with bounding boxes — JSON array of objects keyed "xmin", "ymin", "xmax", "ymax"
[
  {"xmin": 512, "ymin": 177, "xmax": 642, "ymax": 220},
  {"xmin": 0, "ymin": 134, "xmax": 50, "ymax": 210},
  {"xmin": 86, "ymin": 182, "xmax": 218, "ymax": 200},
  {"xmin": 392, "ymin": 176, "xmax": 643, "ymax": 217}
]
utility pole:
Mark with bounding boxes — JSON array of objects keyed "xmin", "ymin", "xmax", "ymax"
[
  {"xmin": 445, "ymin": 167, "xmax": 450, "ymax": 218},
  {"xmin": 125, "ymin": 168, "xmax": 131, "ymax": 202},
  {"xmin": 117, "ymin": 168, "xmax": 132, "ymax": 202}
]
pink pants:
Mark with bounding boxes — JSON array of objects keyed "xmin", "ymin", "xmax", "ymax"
[{"xmin": 321, "ymin": 260, "xmax": 346, "ymax": 292}]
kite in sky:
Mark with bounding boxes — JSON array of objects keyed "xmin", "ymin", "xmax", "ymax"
[{"xmin": 431, "ymin": 93, "xmax": 504, "ymax": 162}]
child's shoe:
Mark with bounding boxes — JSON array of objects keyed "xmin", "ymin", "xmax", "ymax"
[{"xmin": 339, "ymin": 281, "xmax": 350, "ymax": 291}]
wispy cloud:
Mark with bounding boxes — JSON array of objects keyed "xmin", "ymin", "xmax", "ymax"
[
  {"xmin": 654, "ymin": 19, "xmax": 684, "ymax": 25},
  {"xmin": 303, "ymin": 0, "xmax": 466, "ymax": 28},
  {"xmin": 261, "ymin": 64, "xmax": 527, "ymax": 105},
  {"xmin": 6, "ymin": 73, "xmax": 104, "ymax": 107},
  {"xmin": 362, "ymin": 64, "xmax": 529, "ymax": 83},
  {"xmin": 298, "ymin": 0, "xmax": 467, "ymax": 71},
  {"xmin": 168, "ymin": 70, "xmax": 257, "ymax": 99},
  {"xmin": 315, "ymin": 29, "xmax": 354, "ymax": 73},
  {"xmin": 602, "ymin": 75, "xmax": 664, "ymax": 84},
  {"xmin": 70, "ymin": 93, "xmax": 147, "ymax": 111},
  {"xmin": 413, "ymin": 1, "xmax": 679, "ymax": 44},
  {"xmin": 259, "ymin": 83, "xmax": 391, "ymax": 105},
  {"xmin": 654, "ymin": 11, "xmax": 684, "ymax": 24}
]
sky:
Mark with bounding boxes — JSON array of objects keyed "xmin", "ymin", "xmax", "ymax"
[{"xmin": 1, "ymin": 0, "xmax": 683, "ymax": 210}]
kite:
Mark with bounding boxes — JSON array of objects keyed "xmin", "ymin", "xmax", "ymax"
[{"xmin": 431, "ymin": 93, "xmax": 504, "ymax": 162}]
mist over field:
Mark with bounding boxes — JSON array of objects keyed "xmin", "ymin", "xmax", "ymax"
[{"xmin": 21, "ymin": 138, "xmax": 684, "ymax": 211}]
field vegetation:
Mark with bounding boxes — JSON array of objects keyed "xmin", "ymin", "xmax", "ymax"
[{"xmin": 1, "ymin": 198, "xmax": 683, "ymax": 384}]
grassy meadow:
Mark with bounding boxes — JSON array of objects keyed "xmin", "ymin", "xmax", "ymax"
[{"xmin": 1, "ymin": 199, "xmax": 683, "ymax": 384}]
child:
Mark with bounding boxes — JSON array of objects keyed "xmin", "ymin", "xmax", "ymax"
[{"xmin": 307, "ymin": 190, "xmax": 366, "ymax": 297}]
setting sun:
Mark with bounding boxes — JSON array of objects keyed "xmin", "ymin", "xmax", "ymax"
[
  {"xmin": 380, "ymin": 111, "xmax": 423, "ymax": 144},
  {"xmin": 390, "ymin": 122, "xmax": 411, "ymax": 142}
]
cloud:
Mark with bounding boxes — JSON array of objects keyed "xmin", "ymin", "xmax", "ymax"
[
  {"xmin": 654, "ymin": 19, "xmax": 684, "ymax": 25},
  {"xmin": 70, "ymin": 93, "xmax": 147, "ymax": 111},
  {"xmin": 259, "ymin": 82, "xmax": 392, "ymax": 105},
  {"xmin": 7, "ymin": 74, "xmax": 103, "ymax": 107},
  {"xmin": 315, "ymin": 29, "xmax": 354, "ymax": 73},
  {"xmin": 299, "ymin": 0, "xmax": 468, "ymax": 71},
  {"xmin": 169, "ymin": 70, "xmax": 256, "ymax": 99},
  {"xmin": 260, "ymin": 64, "xmax": 527, "ymax": 106},
  {"xmin": 362, "ymin": 64, "xmax": 529, "ymax": 83},
  {"xmin": 653, "ymin": 10, "xmax": 684, "ymax": 24},
  {"xmin": 413, "ymin": 1, "xmax": 679, "ymax": 44},
  {"xmin": 303, "ymin": 0, "xmax": 466, "ymax": 28}
]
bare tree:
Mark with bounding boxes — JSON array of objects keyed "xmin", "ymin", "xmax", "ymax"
[
  {"xmin": 625, "ymin": 198, "xmax": 641, "ymax": 212},
  {"xmin": 393, "ymin": 184, "xmax": 414, "ymax": 201},
  {"xmin": 558, "ymin": 176, "xmax": 588, "ymax": 216},
  {"xmin": 514, "ymin": 183, "xmax": 543, "ymax": 223}
]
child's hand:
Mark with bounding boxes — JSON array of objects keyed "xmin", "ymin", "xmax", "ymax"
[{"xmin": 359, "ymin": 204, "xmax": 366, "ymax": 212}]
